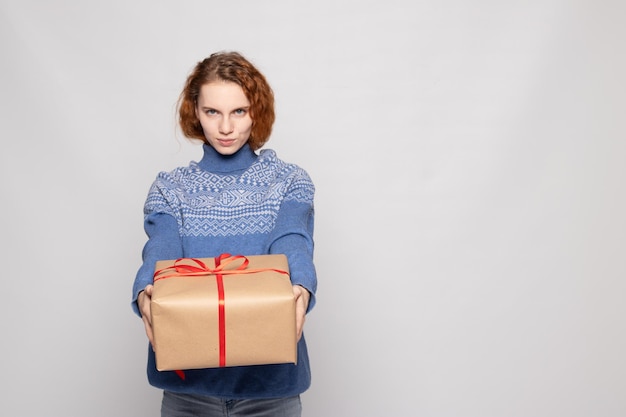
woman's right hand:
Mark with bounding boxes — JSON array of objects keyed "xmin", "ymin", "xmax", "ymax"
[{"xmin": 138, "ymin": 285, "xmax": 155, "ymax": 346}]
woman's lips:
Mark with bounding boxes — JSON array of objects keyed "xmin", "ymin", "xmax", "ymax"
[{"xmin": 217, "ymin": 139, "xmax": 236, "ymax": 146}]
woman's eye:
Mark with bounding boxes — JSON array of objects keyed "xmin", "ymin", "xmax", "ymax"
[
  {"xmin": 234, "ymin": 109, "xmax": 247, "ymax": 115},
  {"xmin": 205, "ymin": 109, "xmax": 217, "ymax": 115}
]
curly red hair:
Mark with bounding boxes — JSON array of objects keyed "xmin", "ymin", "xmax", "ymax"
[{"xmin": 177, "ymin": 51, "xmax": 275, "ymax": 151}]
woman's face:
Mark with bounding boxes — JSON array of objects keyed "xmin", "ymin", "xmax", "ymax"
[{"xmin": 195, "ymin": 81, "xmax": 253, "ymax": 155}]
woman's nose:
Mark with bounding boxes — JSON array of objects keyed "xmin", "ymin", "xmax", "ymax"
[{"xmin": 219, "ymin": 117, "xmax": 234, "ymax": 135}]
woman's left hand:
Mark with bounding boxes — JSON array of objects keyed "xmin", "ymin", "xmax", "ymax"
[{"xmin": 292, "ymin": 285, "xmax": 310, "ymax": 341}]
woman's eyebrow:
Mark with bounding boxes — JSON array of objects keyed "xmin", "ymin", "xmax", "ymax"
[{"xmin": 200, "ymin": 104, "xmax": 250, "ymax": 110}]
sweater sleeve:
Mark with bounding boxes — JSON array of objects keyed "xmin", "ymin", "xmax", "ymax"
[
  {"xmin": 130, "ymin": 176, "xmax": 184, "ymax": 317},
  {"xmin": 268, "ymin": 169, "xmax": 317, "ymax": 312}
]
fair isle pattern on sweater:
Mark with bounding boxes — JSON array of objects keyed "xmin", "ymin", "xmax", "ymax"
[{"xmin": 145, "ymin": 149, "xmax": 314, "ymax": 237}]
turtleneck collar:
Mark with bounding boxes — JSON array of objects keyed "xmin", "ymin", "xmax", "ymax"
[{"xmin": 197, "ymin": 143, "xmax": 258, "ymax": 174}]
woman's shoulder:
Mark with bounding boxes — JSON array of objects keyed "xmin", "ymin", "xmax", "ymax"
[
  {"xmin": 157, "ymin": 161, "xmax": 201, "ymax": 178},
  {"xmin": 257, "ymin": 149, "xmax": 312, "ymax": 179},
  {"xmin": 256, "ymin": 149, "xmax": 315, "ymax": 201},
  {"xmin": 153, "ymin": 161, "xmax": 203, "ymax": 185}
]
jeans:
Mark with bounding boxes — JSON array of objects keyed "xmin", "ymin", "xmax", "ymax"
[{"xmin": 161, "ymin": 391, "xmax": 302, "ymax": 417}]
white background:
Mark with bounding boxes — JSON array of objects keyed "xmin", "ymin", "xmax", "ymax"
[{"xmin": 1, "ymin": 1, "xmax": 625, "ymax": 416}]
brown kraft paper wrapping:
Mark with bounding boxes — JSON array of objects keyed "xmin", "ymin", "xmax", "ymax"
[{"xmin": 150, "ymin": 254, "xmax": 297, "ymax": 371}]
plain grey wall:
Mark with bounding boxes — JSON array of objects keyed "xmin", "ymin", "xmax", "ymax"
[{"xmin": 1, "ymin": 1, "xmax": 625, "ymax": 416}]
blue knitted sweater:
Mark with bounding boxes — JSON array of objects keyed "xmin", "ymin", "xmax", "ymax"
[{"xmin": 131, "ymin": 143, "xmax": 316, "ymax": 398}]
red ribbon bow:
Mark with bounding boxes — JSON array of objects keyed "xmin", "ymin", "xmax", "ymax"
[{"xmin": 153, "ymin": 253, "xmax": 250, "ymax": 281}]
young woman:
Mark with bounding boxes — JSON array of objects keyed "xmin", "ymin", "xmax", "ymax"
[{"xmin": 131, "ymin": 51, "xmax": 317, "ymax": 417}]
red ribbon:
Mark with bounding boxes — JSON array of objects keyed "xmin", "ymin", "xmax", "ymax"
[
  {"xmin": 215, "ymin": 254, "xmax": 226, "ymax": 367},
  {"xmin": 153, "ymin": 253, "xmax": 288, "ymax": 282},
  {"xmin": 153, "ymin": 254, "xmax": 289, "ymax": 371}
]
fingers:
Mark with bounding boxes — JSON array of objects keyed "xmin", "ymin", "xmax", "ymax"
[
  {"xmin": 139, "ymin": 285, "xmax": 155, "ymax": 345},
  {"xmin": 293, "ymin": 285, "xmax": 309, "ymax": 341},
  {"xmin": 296, "ymin": 314, "xmax": 305, "ymax": 341},
  {"xmin": 138, "ymin": 285, "xmax": 154, "ymax": 319},
  {"xmin": 141, "ymin": 314, "xmax": 155, "ymax": 346}
]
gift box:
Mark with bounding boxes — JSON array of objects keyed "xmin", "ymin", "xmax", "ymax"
[{"xmin": 150, "ymin": 253, "xmax": 296, "ymax": 371}]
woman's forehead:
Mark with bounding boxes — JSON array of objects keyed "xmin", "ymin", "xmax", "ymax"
[{"xmin": 197, "ymin": 82, "xmax": 250, "ymax": 107}]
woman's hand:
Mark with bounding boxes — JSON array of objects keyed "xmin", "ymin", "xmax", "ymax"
[
  {"xmin": 138, "ymin": 285, "xmax": 155, "ymax": 346},
  {"xmin": 292, "ymin": 285, "xmax": 311, "ymax": 341}
]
